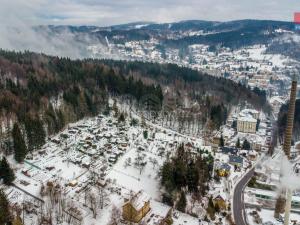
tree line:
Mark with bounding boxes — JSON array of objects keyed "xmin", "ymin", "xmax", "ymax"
[
  {"xmin": 160, "ymin": 144, "xmax": 213, "ymax": 212},
  {"xmin": 0, "ymin": 50, "xmax": 163, "ymax": 162}
]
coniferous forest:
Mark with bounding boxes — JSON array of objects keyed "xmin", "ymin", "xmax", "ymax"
[{"xmin": 0, "ymin": 50, "xmax": 269, "ymax": 161}]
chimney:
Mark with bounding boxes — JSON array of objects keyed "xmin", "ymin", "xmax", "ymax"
[
  {"xmin": 274, "ymin": 72, "xmax": 298, "ymax": 218},
  {"xmin": 282, "ymin": 78, "xmax": 297, "ymax": 159}
]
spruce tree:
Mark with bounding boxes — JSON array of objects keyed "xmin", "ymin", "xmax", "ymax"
[
  {"xmin": 242, "ymin": 139, "xmax": 251, "ymax": 150},
  {"xmin": 219, "ymin": 135, "xmax": 224, "ymax": 147},
  {"xmin": 0, "ymin": 189, "xmax": 11, "ymax": 225},
  {"xmin": 236, "ymin": 138, "xmax": 241, "ymax": 148},
  {"xmin": 12, "ymin": 123, "xmax": 27, "ymax": 163},
  {"xmin": 0, "ymin": 157, "xmax": 15, "ymax": 185}
]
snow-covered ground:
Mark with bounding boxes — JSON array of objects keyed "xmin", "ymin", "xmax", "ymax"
[
  {"xmin": 1, "ymin": 109, "xmax": 209, "ymax": 225},
  {"xmin": 246, "ymin": 208, "xmax": 300, "ymax": 225}
]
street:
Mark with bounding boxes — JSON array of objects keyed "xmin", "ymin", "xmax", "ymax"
[{"xmin": 233, "ymin": 168, "xmax": 254, "ymax": 225}]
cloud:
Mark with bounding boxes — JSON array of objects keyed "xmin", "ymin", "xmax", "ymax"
[
  {"xmin": 0, "ymin": 0, "xmax": 112, "ymax": 58},
  {"xmin": 1, "ymin": 0, "xmax": 299, "ymax": 27}
]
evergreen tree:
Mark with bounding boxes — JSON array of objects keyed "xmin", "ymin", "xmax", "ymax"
[
  {"xmin": 176, "ymin": 191, "xmax": 186, "ymax": 212},
  {"xmin": 242, "ymin": 139, "xmax": 251, "ymax": 150},
  {"xmin": 256, "ymin": 119, "xmax": 260, "ymax": 131},
  {"xmin": 143, "ymin": 130, "xmax": 148, "ymax": 139},
  {"xmin": 112, "ymin": 100, "xmax": 118, "ymax": 117},
  {"xmin": 0, "ymin": 189, "xmax": 11, "ymax": 225},
  {"xmin": 0, "ymin": 157, "xmax": 15, "ymax": 185},
  {"xmin": 161, "ymin": 162, "xmax": 174, "ymax": 192},
  {"xmin": 118, "ymin": 113, "xmax": 125, "ymax": 123},
  {"xmin": 187, "ymin": 163, "xmax": 199, "ymax": 192},
  {"xmin": 219, "ymin": 135, "xmax": 224, "ymax": 147},
  {"xmin": 25, "ymin": 115, "xmax": 46, "ymax": 151},
  {"xmin": 12, "ymin": 123, "xmax": 27, "ymax": 163},
  {"xmin": 236, "ymin": 138, "xmax": 241, "ymax": 148}
]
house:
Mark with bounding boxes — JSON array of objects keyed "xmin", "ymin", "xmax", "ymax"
[
  {"xmin": 213, "ymin": 193, "xmax": 227, "ymax": 210},
  {"xmin": 237, "ymin": 109, "xmax": 259, "ymax": 134},
  {"xmin": 248, "ymin": 150, "xmax": 258, "ymax": 161},
  {"xmin": 221, "ymin": 146, "xmax": 238, "ymax": 155},
  {"xmin": 237, "ymin": 116, "xmax": 257, "ymax": 133},
  {"xmin": 216, "ymin": 163, "xmax": 231, "ymax": 177},
  {"xmin": 12, "ymin": 216, "xmax": 24, "ymax": 225},
  {"xmin": 142, "ymin": 201, "xmax": 172, "ymax": 225},
  {"xmin": 122, "ymin": 190, "xmax": 151, "ymax": 223},
  {"xmin": 69, "ymin": 180, "xmax": 78, "ymax": 187},
  {"xmin": 229, "ymin": 155, "xmax": 243, "ymax": 167}
]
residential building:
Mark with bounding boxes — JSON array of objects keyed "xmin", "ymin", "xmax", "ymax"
[
  {"xmin": 122, "ymin": 190, "xmax": 151, "ymax": 223},
  {"xmin": 229, "ymin": 155, "xmax": 244, "ymax": 167},
  {"xmin": 237, "ymin": 109, "xmax": 259, "ymax": 133}
]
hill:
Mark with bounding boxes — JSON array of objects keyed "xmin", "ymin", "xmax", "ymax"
[{"xmin": 0, "ymin": 50, "xmax": 269, "ymax": 153}]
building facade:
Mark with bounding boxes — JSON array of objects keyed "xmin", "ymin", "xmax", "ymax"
[{"xmin": 237, "ymin": 118, "xmax": 257, "ymax": 133}]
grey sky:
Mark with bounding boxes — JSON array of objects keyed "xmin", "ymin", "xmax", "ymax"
[{"xmin": 0, "ymin": 0, "xmax": 299, "ymax": 26}]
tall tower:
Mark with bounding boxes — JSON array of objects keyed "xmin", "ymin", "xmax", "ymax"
[
  {"xmin": 282, "ymin": 77, "xmax": 297, "ymax": 159},
  {"xmin": 274, "ymin": 74, "xmax": 298, "ymax": 218}
]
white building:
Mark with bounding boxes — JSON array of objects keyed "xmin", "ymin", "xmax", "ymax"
[{"xmin": 237, "ymin": 109, "xmax": 259, "ymax": 133}]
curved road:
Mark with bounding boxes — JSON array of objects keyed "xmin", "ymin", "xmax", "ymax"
[{"xmin": 233, "ymin": 168, "xmax": 254, "ymax": 225}]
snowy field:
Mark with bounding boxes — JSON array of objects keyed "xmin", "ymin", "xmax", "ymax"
[{"xmin": 1, "ymin": 111, "xmax": 208, "ymax": 225}]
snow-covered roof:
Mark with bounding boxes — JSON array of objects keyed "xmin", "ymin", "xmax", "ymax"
[
  {"xmin": 240, "ymin": 109, "xmax": 259, "ymax": 115},
  {"xmin": 238, "ymin": 115, "xmax": 257, "ymax": 123},
  {"xmin": 229, "ymin": 155, "xmax": 244, "ymax": 165},
  {"xmin": 128, "ymin": 190, "xmax": 151, "ymax": 211},
  {"xmin": 238, "ymin": 108, "xmax": 259, "ymax": 123},
  {"xmin": 269, "ymin": 96, "xmax": 285, "ymax": 104}
]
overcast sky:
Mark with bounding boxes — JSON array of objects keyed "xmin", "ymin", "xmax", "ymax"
[{"xmin": 1, "ymin": 0, "xmax": 299, "ymax": 26}]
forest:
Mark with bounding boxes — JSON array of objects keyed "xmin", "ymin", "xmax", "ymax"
[
  {"xmin": 160, "ymin": 144, "xmax": 213, "ymax": 216},
  {"xmin": 0, "ymin": 50, "xmax": 269, "ymax": 162}
]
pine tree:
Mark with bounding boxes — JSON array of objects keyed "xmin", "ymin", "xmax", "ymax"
[
  {"xmin": 12, "ymin": 123, "xmax": 27, "ymax": 163},
  {"xmin": 0, "ymin": 189, "xmax": 11, "ymax": 225},
  {"xmin": 118, "ymin": 113, "xmax": 125, "ymax": 123},
  {"xmin": 0, "ymin": 157, "xmax": 15, "ymax": 185},
  {"xmin": 176, "ymin": 191, "xmax": 187, "ymax": 212},
  {"xmin": 242, "ymin": 139, "xmax": 251, "ymax": 150},
  {"xmin": 112, "ymin": 100, "xmax": 118, "ymax": 117},
  {"xmin": 236, "ymin": 138, "xmax": 241, "ymax": 148},
  {"xmin": 143, "ymin": 130, "xmax": 148, "ymax": 139},
  {"xmin": 25, "ymin": 115, "xmax": 45, "ymax": 151},
  {"xmin": 219, "ymin": 135, "xmax": 224, "ymax": 147}
]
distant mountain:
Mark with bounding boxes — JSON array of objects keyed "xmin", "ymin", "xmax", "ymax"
[{"xmin": 33, "ymin": 19, "xmax": 299, "ymax": 60}]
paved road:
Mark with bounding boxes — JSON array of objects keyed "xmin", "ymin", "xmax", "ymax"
[{"xmin": 233, "ymin": 168, "xmax": 254, "ymax": 225}]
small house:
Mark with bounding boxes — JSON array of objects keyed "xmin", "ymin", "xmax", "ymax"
[
  {"xmin": 122, "ymin": 190, "xmax": 151, "ymax": 223},
  {"xmin": 221, "ymin": 146, "xmax": 238, "ymax": 155},
  {"xmin": 213, "ymin": 193, "xmax": 227, "ymax": 210},
  {"xmin": 216, "ymin": 163, "xmax": 231, "ymax": 177},
  {"xmin": 229, "ymin": 155, "xmax": 243, "ymax": 167},
  {"xmin": 69, "ymin": 180, "xmax": 78, "ymax": 187}
]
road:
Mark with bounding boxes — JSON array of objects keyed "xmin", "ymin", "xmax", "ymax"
[{"xmin": 233, "ymin": 168, "xmax": 254, "ymax": 225}]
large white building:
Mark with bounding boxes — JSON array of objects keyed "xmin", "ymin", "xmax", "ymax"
[{"xmin": 237, "ymin": 109, "xmax": 259, "ymax": 133}]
